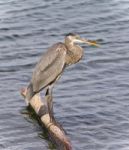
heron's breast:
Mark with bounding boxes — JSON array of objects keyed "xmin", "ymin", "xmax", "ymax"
[{"xmin": 65, "ymin": 48, "xmax": 83, "ymax": 65}]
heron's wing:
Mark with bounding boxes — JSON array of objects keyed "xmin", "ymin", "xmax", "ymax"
[{"xmin": 31, "ymin": 43, "xmax": 67, "ymax": 92}]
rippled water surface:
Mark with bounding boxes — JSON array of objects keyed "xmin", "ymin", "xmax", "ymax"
[{"xmin": 0, "ymin": 0, "xmax": 129, "ymax": 149}]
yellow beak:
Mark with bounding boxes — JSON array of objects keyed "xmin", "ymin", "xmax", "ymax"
[
  {"xmin": 75, "ymin": 36, "xmax": 100, "ymax": 47},
  {"xmin": 82, "ymin": 38, "xmax": 100, "ymax": 47}
]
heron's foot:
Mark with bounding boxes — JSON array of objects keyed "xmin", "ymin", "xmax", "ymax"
[
  {"xmin": 48, "ymin": 110, "xmax": 56, "ymax": 123},
  {"xmin": 47, "ymin": 95, "xmax": 55, "ymax": 123},
  {"xmin": 49, "ymin": 112, "xmax": 65, "ymax": 131},
  {"xmin": 49, "ymin": 113, "xmax": 55, "ymax": 123}
]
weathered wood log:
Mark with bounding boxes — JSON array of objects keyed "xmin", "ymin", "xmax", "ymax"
[{"xmin": 21, "ymin": 88, "xmax": 72, "ymax": 150}]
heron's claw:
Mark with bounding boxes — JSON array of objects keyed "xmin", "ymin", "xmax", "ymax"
[
  {"xmin": 49, "ymin": 112, "xmax": 53, "ymax": 122},
  {"xmin": 49, "ymin": 111, "xmax": 56, "ymax": 123}
]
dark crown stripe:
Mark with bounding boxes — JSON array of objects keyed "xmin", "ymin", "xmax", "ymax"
[{"xmin": 66, "ymin": 33, "xmax": 76, "ymax": 37}]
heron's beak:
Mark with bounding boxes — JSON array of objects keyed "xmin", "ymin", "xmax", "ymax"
[{"xmin": 78, "ymin": 37, "xmax": 100, "ymax": 47}]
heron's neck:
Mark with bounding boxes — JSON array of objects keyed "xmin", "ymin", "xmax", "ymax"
[
  {"xmin": 65, "ymin": 40, "xmax": 81, "ymax": 53},
  {"xmin": 65, "ymin": 39, "xmax": 74, "ymax": 49},
  {"xmin": 64, "ymin": 40, "xmax": 83, "ymax": 65}
]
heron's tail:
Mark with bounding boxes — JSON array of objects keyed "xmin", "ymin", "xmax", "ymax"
[{"xmin": 25, "ymin": 83, "xmax": 35, "ymax": 104}]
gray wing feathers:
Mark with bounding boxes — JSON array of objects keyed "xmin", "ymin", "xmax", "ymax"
[{"xmin": 31, "ymin": 43, "xmax": 66, "ymax": 92}]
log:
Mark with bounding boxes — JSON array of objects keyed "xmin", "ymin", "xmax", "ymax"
[{"xmin": 21, "ymin": 88, "xmax": 72, "ymax": 150}]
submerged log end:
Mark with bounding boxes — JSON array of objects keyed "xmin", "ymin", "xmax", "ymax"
[{"xmin": 20, "ymin": 87, "xmax": 72, "ymax": 150}]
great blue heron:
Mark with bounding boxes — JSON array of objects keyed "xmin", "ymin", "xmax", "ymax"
[{"xmin": 26, "ymin": 33, "xmax": 99, "ymax": 122}]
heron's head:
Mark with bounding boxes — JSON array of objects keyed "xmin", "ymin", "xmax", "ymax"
[{"xmin": 65, "ymin": 33, "xmax": 99, "ymax": 47}]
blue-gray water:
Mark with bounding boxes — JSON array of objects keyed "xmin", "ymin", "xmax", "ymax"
[{"xmin": 0, "ymin": 0, "xmax": 129, "ymax": 150}]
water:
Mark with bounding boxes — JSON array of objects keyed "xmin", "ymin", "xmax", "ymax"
[{"xmin": 0, "ymin": 0, "xmax": 129, "ymax": 149}]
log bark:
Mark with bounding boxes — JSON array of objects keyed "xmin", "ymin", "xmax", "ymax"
[{"xmin": 21, "ymin": 88, "xmax": 72, "ymax": 150}]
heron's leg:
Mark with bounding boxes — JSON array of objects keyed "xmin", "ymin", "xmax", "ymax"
[{"xmin": 45, "ymin": 85, "xmax": 55, "ymax": 122}]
